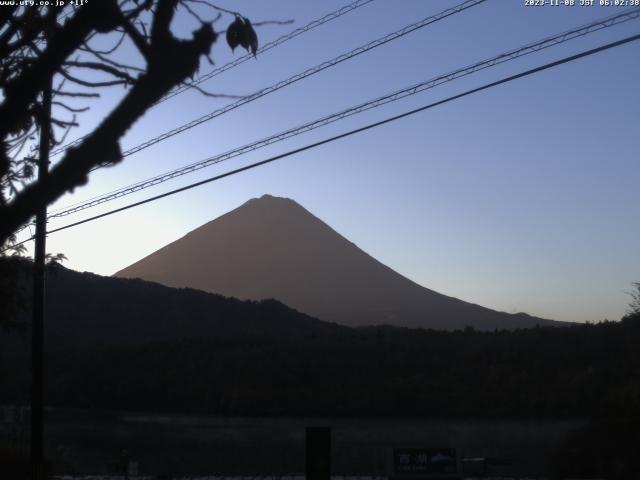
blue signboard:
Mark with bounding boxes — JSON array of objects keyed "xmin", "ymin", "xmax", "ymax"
[{"xmin": 393, "ymin": 448, "xmax": 459, "ymax": 477}]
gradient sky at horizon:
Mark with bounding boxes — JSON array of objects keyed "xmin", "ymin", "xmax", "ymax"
[{"xmin": 18, "ymin": 0, "xmax": 640, "ymax": 323}]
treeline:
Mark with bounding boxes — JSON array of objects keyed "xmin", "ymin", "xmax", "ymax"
[
  {"xmin": 2, "ymin": 314, "xmax": 639, "ymax": 419},
  {"xmin": 1, "ymin": 259, "xmax": 638, "ymax": 419},
  {"xmin": 1, "ymin": 258, "xmax": 348, "ymax": 354}
]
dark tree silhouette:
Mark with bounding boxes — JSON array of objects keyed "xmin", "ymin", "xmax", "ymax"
[
  {"xmin": 3, "ymin": 263, "xmax": 640, "ymax": 421},
  {"xmin": 626, "ymin": 282, "xmax": 640, "ymax": 318},
  {"xmin": 0, "ymin": 0, "xmax": 259, "ymax": 248}
]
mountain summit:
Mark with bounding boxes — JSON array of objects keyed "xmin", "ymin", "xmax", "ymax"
[{"xmin": 115, "ymin": 194, "xmax": 560, "ymax": 330}]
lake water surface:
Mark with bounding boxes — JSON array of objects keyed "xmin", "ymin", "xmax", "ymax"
[{"xmin": 30, "ymin": 409, "xmax": 586, "ymax": 476}]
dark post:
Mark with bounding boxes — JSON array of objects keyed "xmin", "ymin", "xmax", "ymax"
[
  {"xmin": 306, "ymin": 426, "xmax": 331, "ymax": 480},
  {"xmin": 31, "ymin": 61, "xmax": 52, "ymax": 480}
]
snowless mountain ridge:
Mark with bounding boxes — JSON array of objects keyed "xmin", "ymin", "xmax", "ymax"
[{"xmin": 115, "ymin": 194, "xmax": 562, "ymax": 331}]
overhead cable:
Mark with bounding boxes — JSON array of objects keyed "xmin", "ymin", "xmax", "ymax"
[
  {"xmin": 49, "ymin": 0, "xmax": 488, "ymax": 164},
  {"xmin": 47, "ymin": 8, "xmax": 640, "ymax": 219},
  {"xmin": 5, "ymin": 32, "xmax": 632, "ymax": 252},
  {"xmin": 49, "ymin": 0, "xmax": 376, "ymax": 157}
]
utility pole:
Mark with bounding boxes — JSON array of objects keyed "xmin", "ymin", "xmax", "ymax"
[{"xmin": 31, "ymin": 55, "xmax": 52, "ymax": 480}]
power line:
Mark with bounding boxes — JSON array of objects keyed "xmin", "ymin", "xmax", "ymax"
[
  {"xmin": 5, "ymin": 32, "xmax": 634, "ymax": 253},
  {"xmin": 47, "ymin": 8, "xmax": 640, "ymax": 219},
  {"xmin": 49, "ymin": 0, "xmax": 375, "ymax": 157},
  {"xmin": 49, "ymin": 0, "xmax": 488, "ymax": 166},
  {"xmin": 159, "ymin": 0, "xmax": 376, "ymax": 104}
]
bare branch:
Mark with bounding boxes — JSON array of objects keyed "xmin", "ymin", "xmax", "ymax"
[
  {"xmin": 183, "ymin": 81, "xmax": 245, "ymax": 100},
  {"xmin": 63, "ymin": 60, "xmax": 138, "ymax": 83},
  {"xmin": 51, "ymin": 117, "xmax": 79, "ymax": 128},
  {"xmin": 52, "ymin": 101, "xmax": 90, "ymax": 113},
  {"xmin": 0, "ymin": 5, "xmax": 219, "ymax": 243},
  {"xmin": 0, "ymin": 3, "xmax": 113, "ymax": 137},
  {"xmin": 52, "ymin": 90, "xmax": 100, "ymax": 98},
  {"xmin": 252, "ymin": 19, "xmax": 294, "ymax": 27},
  {"xmin": 79, "ymin": 46, "xmax": 146, "ymax": 73},
  {"xmin": 187, "ymin": 0, "xmax": 240, "ymax": 17},
  {"xmin": 122, "ymin": 0, "xmax": 154, "ymax": 20},
  {"xmin": 81, "ymin": 29, "xmax": 127, "ymax": 55},
  {"xmin": 182, "ymin": 2, "xmax": 208, "ymax": 24},
  {"xmin": 59, "ymin": 68, "xmax": 130, "ymax": 88},
  {"xmin": 117, "ymin": 12, "xmax": 151, "ymax": 60}
]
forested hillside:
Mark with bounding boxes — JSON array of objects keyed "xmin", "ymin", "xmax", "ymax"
[
  {"xmin": 2, "ymin": 259, "xmax": 638, "ymax": 419},
  {"xmin": 2, "ymin": 314, "xmax": 638, "ymax": 419},
  {"xmin": 1, "ymin": 259, "xmax": 348, "ymax": 353}
]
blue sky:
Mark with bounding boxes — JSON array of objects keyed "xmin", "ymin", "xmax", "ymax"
[{"xmin": 24, "ymin": 0, "xmax": 639, "ymax": 323}]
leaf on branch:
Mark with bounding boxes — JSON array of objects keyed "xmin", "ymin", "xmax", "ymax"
[{"xmin": 226, "ymin": 16, "xmax": 258, "ymax": 56}]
